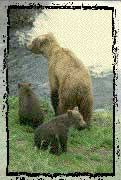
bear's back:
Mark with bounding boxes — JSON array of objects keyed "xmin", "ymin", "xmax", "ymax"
[{"xmin": 35, "ymin": 114, "xmax": 69, "ymax": 137}]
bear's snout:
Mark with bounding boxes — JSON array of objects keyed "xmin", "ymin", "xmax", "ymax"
[
  {"xmin": 79, "ymin": 118, "xmax": 87, "ymax": 129},
  {"xmin": 81, "ymin": 119, "xmax": 87, "ymax": 127},
  {"xmin": 27, "ymin": 42, "xmax": 32, "ymax": 50}
]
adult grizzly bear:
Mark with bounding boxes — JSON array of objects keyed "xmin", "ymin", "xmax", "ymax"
[
  {"xmin": 18, "ymin": 83, "xmax": 44, "ymax": 128},
  {"xmin": 34, "ymin": 107, "xmax": 87, "ymax": 155},
  {"xmin": 27, "ymin": 33, "xmax": 93, "ymax": 127}
]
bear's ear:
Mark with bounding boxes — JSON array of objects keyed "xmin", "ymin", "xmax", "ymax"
[
  {"xmin": 47, "ymin": 32, "xmax": 54, "ymax": 39},
  {"xmin": 67, "ymin": 110, "xmax": 73, "ymax": 118},
  {"xmin": 18, "ymin": 83, "xmax": 21, "ymax": 88},
  {"xmin": 73, "ymin": 106, "xmax": 79, "ymax": 111},
  {"xmin": 36, "ymin": 35, "xmax": 48, "ymax": 47}
]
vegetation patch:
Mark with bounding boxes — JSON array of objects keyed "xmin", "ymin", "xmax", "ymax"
[{"xmin": 8, "ymin": 97, "xmax": 113, "ymax": 174}]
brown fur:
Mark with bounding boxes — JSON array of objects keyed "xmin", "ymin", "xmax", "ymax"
[
  {"xmin": 34, "ymin": 107, "xmax": 87, "ymax": 155},
  {"xmin": 27, "ymin": 33, "xmax": 93, "ymax": 127},
  {"xmin": 18, "ymin": 83, "xmax": 44, "ymax": 128}
]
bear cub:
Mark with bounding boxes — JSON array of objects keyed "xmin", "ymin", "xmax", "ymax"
[
  {"xmin": 34, "ymin": 107, "xmax": 87, "ymax": 155},
  {"xmin": 18, "ymin": 83, "xmax": 44, "ymax": 128}
]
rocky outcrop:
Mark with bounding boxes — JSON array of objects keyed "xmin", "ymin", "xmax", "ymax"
[{"xmin": 9, "ymin": 9, "xmax": 42, "ymax": 29}]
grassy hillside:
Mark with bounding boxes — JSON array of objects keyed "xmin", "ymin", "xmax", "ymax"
[{"xmin": 8, "ymin": 96, "xmax": 113, "ymax": 174}]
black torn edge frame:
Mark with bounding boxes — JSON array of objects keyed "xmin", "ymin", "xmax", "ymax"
[{"xmin": 4, "ymin": 2, "xmax": 117, "ymax": 179}]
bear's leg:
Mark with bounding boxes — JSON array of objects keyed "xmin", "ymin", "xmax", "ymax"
[
  {"xmin": 59, "ymin": 134, "xmax": 68, "ymax": 153},
  {"xmin": 41, "ymin": 139, "xmax": 50, "ymax": 150},
  {"xmin": 51, "ymin": 90, "xmax": 59, "ymax": 115},
  {"xmin": 34, "ymin": 133, "xmax": 42, "ymax": 149},
  {"xmin": 19, "ymin": 119, "xmax": 24, "ymax": 125},
  {"xmin": 57, "ymin": 98, "xmax": 66, "ymax": 115},
  {"xmin": 34, "ymin": 140, "xmax": 41, "ymax": 149},
  {"xmin": 50, "ymin": 135, "xmax": 59, "ymax": 155},
  {"xmin": 19, "ymin": 117, "xmax": 27, "ymax": 125},
  {"xmin": 32, "ymin": 120, "xmax": 40, "ymax": 129}
]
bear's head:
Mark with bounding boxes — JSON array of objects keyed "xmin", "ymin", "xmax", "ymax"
[
  {"xmin": 18, "ymin": 82, "xmax": 32, "ymax": 94},
  {"xmin": 27, "ymin": 33, "xmax": 57, "ymax": 56},
  {"xmin": 67, "ymin": 107, "xmax": 87, "ymax": 129}
]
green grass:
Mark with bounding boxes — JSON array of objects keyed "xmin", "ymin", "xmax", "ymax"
[{"xmin": 8, "ymin": 96, "xmax": 113, "ymax": 174}]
